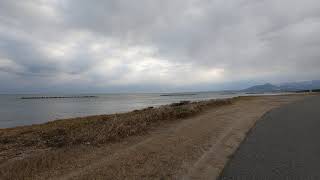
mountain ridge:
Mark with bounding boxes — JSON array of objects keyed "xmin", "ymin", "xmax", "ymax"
[{"xmin": 243, "ymin": 80, "xmax": 320, "ymax": 93}]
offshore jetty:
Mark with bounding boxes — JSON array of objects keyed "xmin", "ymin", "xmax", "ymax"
[
  {"xmin": 160, "ymin": 93, "xmax": 197, "ymax": 96},
  {"xmin": 21, "ymin": 96, "xmax": 98, "ymax": 99}
]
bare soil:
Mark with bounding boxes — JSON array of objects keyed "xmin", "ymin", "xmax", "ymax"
[{"xmin": 0, "ymin": 94, "xmax": 313, "ymax": 180}]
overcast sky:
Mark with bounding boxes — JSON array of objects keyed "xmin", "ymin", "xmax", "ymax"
[{"xmin": 0, "ymin": 0, "xmax": 320, "ymax": 93}]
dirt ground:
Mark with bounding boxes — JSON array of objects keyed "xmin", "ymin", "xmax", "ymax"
[{"xmin": 0, "ymin": 94, "xmax": 312, "ymax": 180}]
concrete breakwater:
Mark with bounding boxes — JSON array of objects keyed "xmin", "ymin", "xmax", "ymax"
[
  {"xmin": 160, "ymin": 93, "xmax": 197, "ymax": 96},
  {"xmin": 21, "ymin": 96, "xmax": 98, "ymax": 99}
]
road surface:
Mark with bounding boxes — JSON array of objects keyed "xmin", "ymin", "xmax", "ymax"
[{"xmin": 219, "ymin": 95, "xmax": 320, "ymax": 179}]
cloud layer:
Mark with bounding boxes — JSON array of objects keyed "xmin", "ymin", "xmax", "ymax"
[{"xmin": 1, "ymin": 0, "xmax": 320, "ymax": 93}]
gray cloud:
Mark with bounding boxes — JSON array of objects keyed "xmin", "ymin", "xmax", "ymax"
[{"xmin": 0, "ymin": 0, "xmax": 320, "ymax": 93}]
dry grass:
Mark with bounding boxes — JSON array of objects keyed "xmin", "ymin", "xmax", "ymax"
[
  {"xmin": 0, "ymin": 149, "xmax": 74, "ymax": 179},
  {"xmin": 0, "ymin": 98, "xmax": 236, "ymax": 179},
  {"xmin": 0, "ymin": 98, "xmax": 235, "ymax": 149}
]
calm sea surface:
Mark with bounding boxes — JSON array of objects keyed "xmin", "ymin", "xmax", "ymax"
[{"xmin": 0, "ymin": 92, "xmax": 246, "ymax": 128}]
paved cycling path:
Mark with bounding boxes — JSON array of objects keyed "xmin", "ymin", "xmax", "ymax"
[{"xmin": 219, "ymin": 95, "xmax": 320, "ymax": 180}]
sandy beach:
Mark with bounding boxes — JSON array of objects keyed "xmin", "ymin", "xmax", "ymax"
[{"xmin": 0, "ymin": 94, "xmax": 315, "ymax": 180}]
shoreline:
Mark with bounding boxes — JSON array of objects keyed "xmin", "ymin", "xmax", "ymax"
[
  {"xmin": 0, "ymin": 92, "xmax": 301, "ymax": 130},
  {"xmin": 1, "ymin": 92, "xmax": 242, "ymax": 129},
  {"xmin": 0, "ymin": 93, "xmax": 317, "ymax": 179},
  {"xmin": 1, "ymin": 97, "xmax": 235, "ymax": 130}
]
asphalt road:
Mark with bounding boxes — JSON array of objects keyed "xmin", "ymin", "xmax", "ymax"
[{"xmin": 219, "ymin": 95, "xmax": 320, "ymax": 180}]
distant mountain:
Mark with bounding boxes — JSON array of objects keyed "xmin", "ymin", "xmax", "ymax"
[
  {"xmin": 242, "ymin": 80, "xmax": 320, "ymax": 93},
  {"xmin": 242, "ymin": 83, "xmax": 280, "ymax": 93},
  {"xmin": 278, "ymin": 80, "xmax": 320, "ymax": 91}
]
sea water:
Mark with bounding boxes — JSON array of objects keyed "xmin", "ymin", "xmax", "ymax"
[{"xmin": 0, "ymin": 92, "xmax": 245, "ymax": 128}]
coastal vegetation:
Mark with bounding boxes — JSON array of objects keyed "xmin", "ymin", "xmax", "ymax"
[
  {"xmin": 0, "ymin": 98, "xmax": 234, "ymax": 149},
  {"xmin": 0, "ymin": 98, "xmax": 237, "ymax": 179}
]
